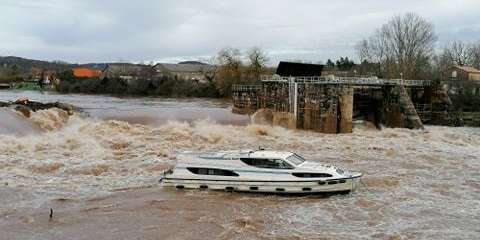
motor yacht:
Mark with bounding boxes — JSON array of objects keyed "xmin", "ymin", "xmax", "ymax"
[{"xmin": 160, "ymin": 149, "xmax": 362, "ymax": 194}]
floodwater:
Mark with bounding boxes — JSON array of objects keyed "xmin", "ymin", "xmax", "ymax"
[{"xmin": 0, "ymin": 90, "xmax": 479, "ymax": 240}]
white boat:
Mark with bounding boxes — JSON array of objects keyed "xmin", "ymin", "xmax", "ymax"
[{"xmin": 160, "ymin": 149, "xmax": 362, "ymax": 194}]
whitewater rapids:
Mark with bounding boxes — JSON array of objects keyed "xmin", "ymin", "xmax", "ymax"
[{"xmin": 0, "ymin": 105, "xmax": 479, "ymax": 239}]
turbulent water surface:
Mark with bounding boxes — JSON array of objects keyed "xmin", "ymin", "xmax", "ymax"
[{"xmin": 0, "ymin": 90, "xmax": 479, "ymax": 240}]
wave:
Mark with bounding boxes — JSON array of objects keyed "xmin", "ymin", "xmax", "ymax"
[
  {"xmin": 0, "ymin": 109, "xmax": 479, "ymax": 195},
  {"xmin": 0, "ymin": 109, "xmax": 42, "ymax": 135}
]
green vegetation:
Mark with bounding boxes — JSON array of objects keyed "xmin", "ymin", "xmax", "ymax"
[
  {"xmin": 0, "ymin": 64, "xmax": 23, "ymax": 83},
  {"xmin": 56, "ymin": 74, "xmax": 218, "ymax": 97},
  {"xmin": 10, "ymin": 82, "xmax": 44, "ymax": 91},
  {"xmin": 450, "ymin": 86, "xmax": 480, "ymax": 112}
]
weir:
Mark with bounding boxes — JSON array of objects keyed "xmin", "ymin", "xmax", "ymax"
[{"xmin": 232, "ymin": 74, "xmax": 442, "ymax": 133}]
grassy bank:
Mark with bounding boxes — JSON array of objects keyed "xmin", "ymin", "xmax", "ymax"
[{"xmin": 9, "ymin": 82, "xmax": 49, "ymax": 91}]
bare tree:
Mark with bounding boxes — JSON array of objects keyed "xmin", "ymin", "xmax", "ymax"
[
  {"xmin": 355, "ymin": 39, "xmax": 371, "ymax": 63},
  {"xmin": 356, "ymin": 13, "xmax": 437, "ymax": 79},
  {"xmin": 470, "ymin": 42, "xmax": 480, "ymax": 69},
  {"xmin": 215, "ymin": 47, "xmax": 243, "ymax": 96},
  {"xmin": 246, "ymin": 47, "xmax": 268, "ymax": 82},
  {"xmin": 217, "ymin": 47, "xmax": 242, "ymax": 70},
  {"xmin": 442, "ymin": 41, "xmax": 472, "ymax": 66},
  {"xmin": 199, "ymin": 56, "xmax": 217, "ymax": 83}
]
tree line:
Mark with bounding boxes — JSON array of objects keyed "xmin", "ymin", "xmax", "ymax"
[
  {"xmin": 355, "ymin": 12, "xmax": 480, "ymax": 80},
  {"xmin": 57, "ymin": 47, "xmax": 272, "ymax": 97}
]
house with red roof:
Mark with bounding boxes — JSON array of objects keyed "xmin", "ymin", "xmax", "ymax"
[{"xmin": 73, "ymin": 67, "xmax": 102, "ymax": 79}]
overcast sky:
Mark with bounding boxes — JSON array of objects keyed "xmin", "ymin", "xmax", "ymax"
[{"xmin": 1, "ymin": 0, "xmax": 479, "ymax": 65}]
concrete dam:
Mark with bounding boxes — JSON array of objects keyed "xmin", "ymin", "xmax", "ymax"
[{"xmin": 232, "ymin": 62, "xmax": 459, "ymax": 134}]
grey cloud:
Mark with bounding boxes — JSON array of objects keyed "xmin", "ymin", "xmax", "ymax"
[{"xmin": 1, "ymin": 0, "xmax": 479, "ymax": 64}]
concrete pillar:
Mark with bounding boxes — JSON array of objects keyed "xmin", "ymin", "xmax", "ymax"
[
  {"xmin": 319, "ymin": 87, "xmax": 338, "ymax": 134},
  {"xmin": 320, "ymin": 109, "xmax": 338, "ymax": 133},
  {"xmin": 303, "ymin": 106, "xmax": 312, "ymax": 129},
  {"xmin": 338, "ymin": 86, "xmax": 354, "ymax": 133}
]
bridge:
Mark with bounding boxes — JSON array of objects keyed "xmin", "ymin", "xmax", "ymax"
[
  {"xmin": 233, "ymin": 76, "xmax": 432, "ymax": 93},
  {"xmin": 261, "ymin": 75, "xmax": 432, "ymax": 86}
]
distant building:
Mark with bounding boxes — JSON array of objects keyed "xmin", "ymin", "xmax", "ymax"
[
  {"xmin": 445, "ymin": 66, "xmax": 480, "ymax": 81},
  {"xmin": 73, "ymin": 67, "xmax": 102, "ymax": 78},
  {"xmin": 30, "ymin": 68, "xmax": 58, "ymax": 85},
  {"xmin": 101, "ymin": 63, "xmax": 155, "ymax": 83},
  {"xmin": 30, "ymin": 67, "xmax": 44, "ymax": 81},
  {"xmin": 153, "ymin": 62, "xmax": 215, "ymax": 82},
  {"xmin": 42, "ymin": 70, "xmax": 58, "ymax": 85},
  {"xmin": 443, "ymin": 66, "xmax": 480, "ymax": 95}
]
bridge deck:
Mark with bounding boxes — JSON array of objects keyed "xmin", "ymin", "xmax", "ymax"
[{"xmin": 261, "ymin": 76, "xmax": 431, "ymax": 87}]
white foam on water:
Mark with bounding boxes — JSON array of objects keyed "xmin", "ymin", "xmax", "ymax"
[{"xmin": 1, "ymin": 107, "xmax": 479, "ymax": 239}]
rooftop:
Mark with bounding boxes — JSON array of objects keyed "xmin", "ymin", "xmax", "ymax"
[
  {"xmin": 276, "ymin": 61, "xmax": 324, "ymax": 77},
  {"xmin": 104, "ymin": 63, "xmax": 154, "ymax": 75},
  {"xmin": 178, "ymin": 150, "xmax": 295, "ymax": 161},
  {"xmin": 155, "ymin": 63, "xmax": 215, "ymax": 73},
  {"xmin": 73, "ymin": 67, "xmax": 102, "ymax": 78},
  {"xmin": 454, "ymin": 66, "xmax": 480, "ymax": 73}
]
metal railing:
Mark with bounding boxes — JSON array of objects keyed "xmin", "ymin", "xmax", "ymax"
[
  {"xmin": 232, "ymin": 84, "xmax": 262, "ymax": 92},
  {"xmin": 261, "ymin": 75, "xmax": 431, "ymax": 87}
]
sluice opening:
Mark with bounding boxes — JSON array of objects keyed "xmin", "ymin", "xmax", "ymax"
[{"xmin": 353, "ymin": 88, "xmax": 384, "ymax": 129}]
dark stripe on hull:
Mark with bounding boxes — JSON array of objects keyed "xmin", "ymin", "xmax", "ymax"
[{"xmin": 163, "ymin": 176, "xmax": 360, "ymax": 183}]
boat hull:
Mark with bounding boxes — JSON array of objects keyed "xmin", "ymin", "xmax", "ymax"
[{"xmin": 162, "ymin": 177, "xmax": 360, "ymax": 194}]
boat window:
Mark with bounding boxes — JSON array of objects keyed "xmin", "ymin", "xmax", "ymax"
[
  {"xmin": 240, "ymin": 158, "xmax": 294, "ymax": 169},
  {"xmin": 286, "ymin": 154, "xmax": 306, "ymax": 165},
  {"xmin": 292, "ymin": 173, "xmax": 333, "ymax": 178},
  {"xmin": 187, "ymin": 168, "xmax": 239, "ymax": 176}
]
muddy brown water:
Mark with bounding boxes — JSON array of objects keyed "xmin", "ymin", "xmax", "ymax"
[{"xmin": 0, "ymin": 91, "xmax": 479, "ymax": 239}]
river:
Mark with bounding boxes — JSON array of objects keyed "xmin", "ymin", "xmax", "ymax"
[{"xmin": 0, "ymin": 90, "xmax": 479, "ymax": 239}]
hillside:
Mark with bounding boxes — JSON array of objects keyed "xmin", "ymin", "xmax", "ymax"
[
  {"xmin": 0, "ymin": 56, "xmax": 127, "ymax": 83},
  {"xmin": 0, "ymin": 56, "xmax": 74, "ymax": 76}
]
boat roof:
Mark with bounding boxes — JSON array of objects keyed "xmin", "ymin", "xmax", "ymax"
[
  {"xmin": 248, "ymin": 150, "xmax": 294, "ymax": 159},
  {"xmin": 179, "ymin": 150, "xmax": 295, "ymax": 161}
]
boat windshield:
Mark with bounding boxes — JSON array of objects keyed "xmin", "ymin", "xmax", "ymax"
[{"xmin": 287, "ymin": 154, "xmax": 306, "ymax": 165}]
